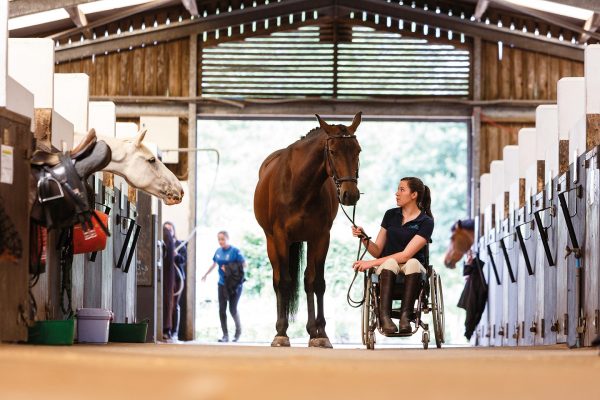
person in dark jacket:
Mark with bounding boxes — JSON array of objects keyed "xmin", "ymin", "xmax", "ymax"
[
  {"xmin": 351, "ymin": 177, "xmax": 434, "ymax": 334},
  {"xmin": 164, "ymin": 221, "xmax": 187, "ymax": 341},
  {"xmin": 162, "ymin": 223, "xmax": 176, "ymax": 341},
  {"xmin": 201, "ymin": 231, "xmax": 247, "ymax": 342}
]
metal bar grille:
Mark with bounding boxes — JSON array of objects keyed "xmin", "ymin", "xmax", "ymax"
[{"xmin": 201, "ymin": 25, "xmax": 471, "ymax": 98}]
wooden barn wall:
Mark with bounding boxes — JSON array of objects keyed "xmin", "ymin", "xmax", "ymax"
[
  {"xmin": 480, "ymin": 122, "xmax": 532, "ymax": 174},
  {"xmin": 481, "ymin": 40, "xmax": 584, "ymax": 101},
  {"xmin": 479, "ymin": 40, "xmax": 583, "ymax": 173},
  {"xmin": 55, "ymin": 38, "xmax": 190, "ymax": 180}
]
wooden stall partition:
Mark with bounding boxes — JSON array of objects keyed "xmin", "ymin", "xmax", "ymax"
[
  {"xmin": 534, "ymin": 105, "xmax": 559, "ymax": 346},
  {"xmin": 583, "ymin": 45, "xmax": 600, "ymax": 347},
  {"xmin": 136, "ymin": 191, "xmax": 159, "ymax": 342},
  {"xmin": 517, "ymin": 129, "xmax": 538, "ymax": 346},
  {"xmin": 503, "ymin": 146, "xmax": 520, "ymax": 346},
  {"xmin": 53, "ymin": 74, "xmax": 89, "ymax": 318},
  {"xmin": 0, "ymin": 108, "xmax": 32, "ymax": 341}
]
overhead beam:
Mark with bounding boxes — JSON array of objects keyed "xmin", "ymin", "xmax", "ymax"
[
  {"xmin": 55, "ymin": 0, "xmax": 586, "ymax": 62},
  {"xmin": 181, "ymin": 0, "xmax": 198, "ymax": 17},
  {"xmin": 338, "ymin": 0, "xmax": 584, "ymax": 61},
  {"xmin": 580, "ymin": 12, "xmax": 600, "ymax": 42},
  {"xmin": 65, "ymin": 5, "xmax": 87, "ymax": 28},
  {"xmin": 9, "ymin": 0, "xmax": 94, "ymax": 18},
  {"xmin": 55, "ymin": 0, "xmax": 334, "ymax": 62},
  {"xmin": 474, "ymin": 0, "xmax": 490, "ymax": 21},
  {"xmin": 543, "ymin": 0, "xmax": 600, "ymax": 14}
]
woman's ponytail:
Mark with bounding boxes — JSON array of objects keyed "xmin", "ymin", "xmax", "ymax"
[{"xmin": 422, "ymin": 185, "xmax": 433, "ymax": 219}]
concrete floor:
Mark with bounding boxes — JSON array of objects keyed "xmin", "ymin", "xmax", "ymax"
[{"xmin": 0, "ymin": 342, "xmax": 598, "ymax": 400}]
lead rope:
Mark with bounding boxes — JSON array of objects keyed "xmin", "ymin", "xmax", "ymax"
[{"xmin": 340, "ymin": 204, "xmax": 371, "ymax": 308}]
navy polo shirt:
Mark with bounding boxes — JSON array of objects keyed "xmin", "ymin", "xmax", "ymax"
[
  {"xmin": 380, "ymin": 207, "xmax": 434, "ymax": 265},
  {"xmin": 213, "ymin": 246, "xmax": 245, "ymax": 286}
]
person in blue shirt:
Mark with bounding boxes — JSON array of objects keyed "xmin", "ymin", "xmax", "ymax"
[
  {"xmin": 201, "ymin": 230, "xmax": 247, "ymax": 342},
  {"xmin": 351, "ymin": 177, "xmax": 434, "ymax": 334}
]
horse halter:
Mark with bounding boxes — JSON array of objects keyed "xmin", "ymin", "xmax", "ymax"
[{"xmin": 324, "ymin": 134, "xmax": 359, "ymax": 198}]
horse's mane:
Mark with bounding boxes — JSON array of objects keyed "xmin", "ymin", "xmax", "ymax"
[
  {"xmin": 452, "ymin": 218, "xmax": 475, "ymax": 231},
  {"xmin": 302, "ymin": 127, "xmax": 322, "ymax": 140}
]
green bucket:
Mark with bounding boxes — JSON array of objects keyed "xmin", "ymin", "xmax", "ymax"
[
  {"xmin": 27, "ymin": 319, "xmax": 75, "ymax": 345},
  {"xmin": 108, "ymin": 321, "xmax": 148, "ymax": 343}
]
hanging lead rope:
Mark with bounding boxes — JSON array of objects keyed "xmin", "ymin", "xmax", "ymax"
[{"xmin": 339, "ymin": 204, "xmax": 371, "ymax": 308}]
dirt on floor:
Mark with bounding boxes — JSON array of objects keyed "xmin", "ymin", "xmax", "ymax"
[{"xmin": 0, "ymin": 342, "xmax": 598, "ymax": 400}]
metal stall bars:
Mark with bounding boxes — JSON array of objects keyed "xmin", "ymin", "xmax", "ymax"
[
  {"xmin": 556, "ymin": 77, "xmax": 587, "ymax": 347},
  {"xmin": 533, "ymin": 105, "xmax": 559, "ymax": 346},
  {"xmin": 502, "ymin": 145, "xmax": 520, "ymax": 346}
]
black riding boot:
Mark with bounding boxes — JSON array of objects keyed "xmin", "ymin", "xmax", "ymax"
[
  {"xmin": 379, "ymin": 269, "xmax": 398, "ymax": 334},
  {"xmin": 398, "ymin": 273, "xmax": 421, "ymax": 334}
]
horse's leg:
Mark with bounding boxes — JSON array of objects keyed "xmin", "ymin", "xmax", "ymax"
[
  {"xmin": 313, "ymin": 234, "xmax": 333, "ymax": 348},
  {"xmin": 267, "ymin": 234, "xmax": 291, "ymax": 347},
  {"xmin": 304, "ymin": 241, "xmax": 318, "ymax": 343}
]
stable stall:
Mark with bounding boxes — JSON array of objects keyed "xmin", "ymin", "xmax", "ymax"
[
  {"xmin": 556, "ymin": 77, "xmax": 586, "ymax": 347},
  {"xmin": 489, "ymin": 160, "xmax": 505, "ymax": 346},
  {"xmin": 583, "ymin": 44, "xmax": 600, "ymax": 347},
  {"xmin": 518, "ymin": 128, "xmax": 538, "ymax": 346},
  {"xmin": 533, "ymin": 105, "xmax": 559, "ymax": 346},
  {"xmin": 502, "ymin": 145, "xmax": 519, "ymax": 346}
]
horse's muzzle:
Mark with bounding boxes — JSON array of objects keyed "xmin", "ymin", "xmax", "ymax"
[{"xmin": 340, "ymin": 186, "xmax": 360, "ymax": 206}]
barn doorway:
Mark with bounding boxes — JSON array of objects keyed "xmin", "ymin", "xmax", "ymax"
[{"xmin": 195, "ymin": 118, "xmax": 469, "ymax": 345}]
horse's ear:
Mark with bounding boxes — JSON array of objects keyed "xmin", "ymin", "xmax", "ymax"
[
  {"xmin": 87, "ymin": 128, "xmax": 96, "ymax": 138},
  {"xmin": 315, "ymin": 114, "xmax": 335, "ymax": 135},
  {"xmin": 349, "ymin": 111, "xmax": 362, "ymax": 133},
  {"xmin": 135, "ymin": 129, "xmax": 147, "ymax": 146},
  {"xmin": 457, "ymin": 220, "xmax": 462, "ymax": 229}
]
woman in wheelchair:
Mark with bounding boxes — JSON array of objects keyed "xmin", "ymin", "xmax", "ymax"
[{"xmin": 351, "ymin": 177, "xmax": 434, "ymax": 334}]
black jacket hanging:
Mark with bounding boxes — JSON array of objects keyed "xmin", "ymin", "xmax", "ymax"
[{"xmin": 457, "ymin": 255, "xmax": 488, "ymax": 340}]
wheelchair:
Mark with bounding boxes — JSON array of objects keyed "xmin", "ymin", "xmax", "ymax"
[{"xmin": 361, "ymin": 245, "xmax": 445, "ymax": 350}]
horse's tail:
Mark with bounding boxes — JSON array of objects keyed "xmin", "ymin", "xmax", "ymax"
[{"xmin": 287, "ymin": 242, "xmax": 304, "ymax": 318}]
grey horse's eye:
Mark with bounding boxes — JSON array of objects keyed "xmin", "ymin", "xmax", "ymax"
[{"xmin": 148, "ymin": 157, "xmax": 156, "ymax": 163}]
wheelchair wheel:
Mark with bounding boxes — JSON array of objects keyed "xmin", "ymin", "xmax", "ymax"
[
  {"xmin": 362, "ymin": 274, "xmax": 376, "ymax": 349},
  {"xmin": 430, "ymin": 270, "xmax": 445, "ymax": 348}
]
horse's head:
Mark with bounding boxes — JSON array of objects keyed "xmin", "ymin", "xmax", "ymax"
[
  {"xmin": 316, "ymin": 112, "xmax": 362, "ymax": 206},
  {"xmin": 444, "ymin": 219, "xmax": 475, "ymax": 269},
  {"xmin": 105, "ymin": 130, "xmax": 184, "ymax": 205}
]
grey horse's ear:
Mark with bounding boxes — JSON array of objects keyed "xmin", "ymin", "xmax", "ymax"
[
  {"xmin": 349, "ymin": 111, "xmax": 362, "ymax": 133},
  {"xmin": 316, "ymin": 114, "xmax": 335, "ymax": 135},
  {"xmin": 135, "ymin": 129, "xmax": 147, "ymax": 146}
]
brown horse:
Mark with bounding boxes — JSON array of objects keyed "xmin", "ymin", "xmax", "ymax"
[
  {"xmin": 443, "ymin": 219, "xmax": 475, "ymax": 269},
  {"xmin": 254, "ymin": 113, "xmax": 362, "ymax": 348}
]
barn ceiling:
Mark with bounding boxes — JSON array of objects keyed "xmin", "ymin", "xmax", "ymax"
[{"xmin": 6, "ymin": 1, "xmax": 599, "ymax": 64}]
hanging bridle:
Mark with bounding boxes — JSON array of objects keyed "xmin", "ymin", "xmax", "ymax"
[{"xmin": 324, "ymin": 133, "xmax": 360, "ymax": 203}]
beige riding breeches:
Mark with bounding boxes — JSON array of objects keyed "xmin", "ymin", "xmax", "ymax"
[{"xmin": 375, "ymin": 258, "xmax": 425, "ymax": 276}]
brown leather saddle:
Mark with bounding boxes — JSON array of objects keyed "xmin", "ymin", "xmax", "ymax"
[{"xmin": 30, "ymin": 135, "xmax": 112, "ymax": 231}]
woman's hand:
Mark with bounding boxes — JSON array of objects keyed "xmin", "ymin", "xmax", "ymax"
[
  {"xmin": 351, "ymin": 225, "xmax": 366, "ymax": 238},
  {"xmin": 352, "ymin": 259, "xmax": 375, "ymax": 272}
]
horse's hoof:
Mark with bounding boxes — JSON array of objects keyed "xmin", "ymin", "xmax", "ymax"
[
  {"xmin": 308, "ymin": 338, "xmax": 333, "ymax": 348},
  {"xmin": 271, "ymin": 336, "xmax": 290, "ymax": 347}
]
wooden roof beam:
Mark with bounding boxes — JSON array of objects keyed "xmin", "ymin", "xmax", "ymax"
[
  {"xmin": 65, "ymin": 5, "xmax": 87, "ymax": 28},
  {"xmin": 9, "ymin": 0, "xmax": 94, "ymax": 18},
  {"xmin": 580, "ymin": 12, "xmax": 600, "ymax": 42},
  {"xmin": 474, "ymin": 0, "xmax": 490, "ymax": 21},
  {"xmin": 55, "ymin": 0, "xmax": 334, "ymax": 62},
  {"xmin": 338, "ymin": 0, "xmax": 584, "ymax": 61}
]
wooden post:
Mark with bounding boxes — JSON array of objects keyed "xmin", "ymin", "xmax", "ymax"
[{"xmin": 183, "ymin": 33, "xmax": 198, "ymax": 342}]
